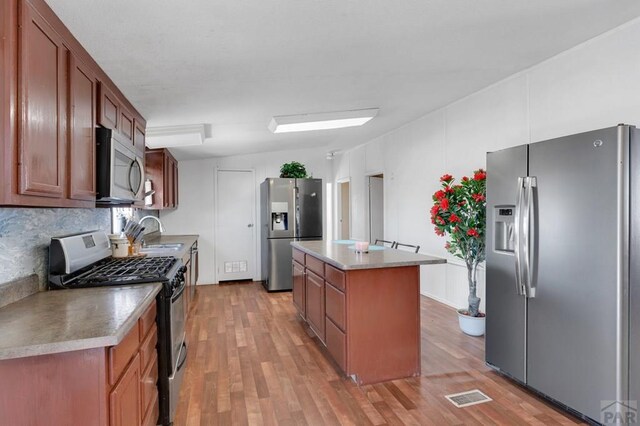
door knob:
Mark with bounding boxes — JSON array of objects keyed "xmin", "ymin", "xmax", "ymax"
[{"xmin": 247, "ymin": 224, "xmax": 254, "ymax": 228}]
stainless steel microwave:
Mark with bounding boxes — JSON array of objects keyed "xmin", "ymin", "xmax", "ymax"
[{"xmin": 96, "ymin": 127, "xmax": 144, "ymax": 204}]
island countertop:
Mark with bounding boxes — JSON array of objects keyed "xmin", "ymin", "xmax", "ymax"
[
  {"xmin": 0, "ymin": 283, "xmax": 161, "ymax": 361},
  {"xmin": 291, "ymin": 240, "xmax": 446, "ymax": 270}
]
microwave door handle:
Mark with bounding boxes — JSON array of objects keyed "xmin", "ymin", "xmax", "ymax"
[{"xmin": 128, "ymin": 158, "xmax": 143, "ymax": 196}]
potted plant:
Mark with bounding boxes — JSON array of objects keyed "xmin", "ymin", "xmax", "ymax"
[
  {"xmin": 279, "ymin": 161, "xmax": 308, "ymax": 178},
  {"xmin": 430, "ymin": 169, "xmax": 487, "ymax": 336}
]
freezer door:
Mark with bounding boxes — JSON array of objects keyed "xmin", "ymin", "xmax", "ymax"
[
  {"xmin": 486, "ymin": 145, "xmax": 528, "ymax": 383},
  {"xmin": 264, "ymin": 178, "xmax": 295, "ymax": 239},
  {"xmin": 527, "ymin": 126, "xmax": 619, "ymax": 420},
  {"xmin": 296, "ymin": 179, "xmax": 323, "ymax": 238},
  {"xmin": 264, "ymin": 238, "xmax": 294, "ymax": 291}
]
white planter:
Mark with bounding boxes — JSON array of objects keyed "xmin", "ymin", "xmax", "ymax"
[{"xmin": 457, "ymin": 309, "xmax": 485, "ymax": 336}]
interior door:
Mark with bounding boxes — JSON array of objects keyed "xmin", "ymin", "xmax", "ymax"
[
  {"xmin": 216, "ymin": 169, "xmax": 255, "ymax": 281},
  {"xmin": 485, "ymin": 145, "xmax": 527, "ymax": 383},
  {"xmin": 527, "ymin": 127, "xmax": 619, "ymax": 421},
  {"xmin": 369, "ymin": 176, "xmax": 384, "ymax": 243}
]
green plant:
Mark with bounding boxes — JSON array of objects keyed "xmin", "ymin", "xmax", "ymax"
[
  {"xmin": 430, "ymin": 169, "xmax": 486, "ymax": 317},
  {"xmin": 280, "ymin": 161, "xmax": 308, "ymax": 178}
]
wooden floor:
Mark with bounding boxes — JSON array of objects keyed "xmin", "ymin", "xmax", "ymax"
[{"xmin": 174, "ymin": 282, "xmax": 583, "ymax": 425}]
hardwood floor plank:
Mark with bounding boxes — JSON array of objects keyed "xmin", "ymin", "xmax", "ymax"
[{"xmin": 174, "ymin": 282, "xmax": 585, "ymax": 426}]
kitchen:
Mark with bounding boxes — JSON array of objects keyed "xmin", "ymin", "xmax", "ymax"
[{"xmin": 2, "ymin": 0, "xmax": 640, "ymax": 425}]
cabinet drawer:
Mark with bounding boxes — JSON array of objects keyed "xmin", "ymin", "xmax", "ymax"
[
  {"xmin": 306, "ymin": 255, "xmax": 324, "ymax": 277},
  {"xmin": 142, "ymin": 391, "xmax": 159, "ymax": 426},
  {"xmin": 141, "ymin": 352, "xmax": 158, "ymax": 415},
  {"xmin": 109, "ymin": 325, "xmax": 140, "ymax": 386},
  {"xmin": 139, "ymin": 302, "xmax": 157, "ymax": 341},
  {"xmin": 292, "ymin": 248, "xmax": 305, "ymax": 265},
  {"xmin": 139, "ymin": 324, "xmax": 158, "ymax": 369},
  {"xmin": 325, "ymin": 264, "xmax": 346, "ymax": 291},
  {"xmin": 325, "ymin": 283, "xmax": 345, "ymax": 331},
  {"xmin": 326, "ymin": 317, "xmax": 346, "ymax": 372}
]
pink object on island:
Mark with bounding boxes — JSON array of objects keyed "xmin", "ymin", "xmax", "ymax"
[{"xmin": 354, "ymin": 241, "xmax": 369, "ymax": 252}]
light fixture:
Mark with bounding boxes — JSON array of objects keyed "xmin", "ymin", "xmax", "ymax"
[
  {"xmin": 146, "ymin": 124, "xmax": 207, "ymax": 149},
  {"xmin": 326, "ymin": 151, "xmax": 336, "ymax": 160},
  {"xmin": 268, "ymin": 108, "xmax": 379, "ymax": 133}
]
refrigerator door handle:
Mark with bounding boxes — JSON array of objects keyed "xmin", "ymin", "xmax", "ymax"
[
  {"xmin": 514, "ymin": 177, "xmax": 526, "ymax": 296},
  {"xmin": 524, "ymin": 176, "xmax": 537, "ymax": 298},
  {"xmin": 526, "ymin": 176, "xmax": 538, "ymax": 298}
]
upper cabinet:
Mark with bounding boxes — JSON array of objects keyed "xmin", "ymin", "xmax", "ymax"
[
  {"xmin": 0, "ymin": 0, "xmax": 146, "ymax": 207},
  {"xmin": 144, "ymin": 148, "xmax": 178, "ymax": 210}
]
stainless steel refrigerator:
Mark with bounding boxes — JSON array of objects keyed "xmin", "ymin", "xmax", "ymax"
[
  {"xmin": 260, "ymin": 178, "xmax": 323, "ymax": 291},
  {"xmin": 486, "ymin": 124, "xmax": 640, "ymax": 422}
]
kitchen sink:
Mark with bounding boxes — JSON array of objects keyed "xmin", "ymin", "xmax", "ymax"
[
  {"xmin": 139, "ymin": 243, "xmax": 184, "ymax": 254},
  {"xmin": 142, "ymin": 243, "xmax": 184, "ymax": 250}
]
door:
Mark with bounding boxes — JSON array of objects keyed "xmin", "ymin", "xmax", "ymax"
[
  {"xmin": 527, "ymin": 127, "xmax": 619, "ymax": 420},
  {"xmin": 216, "ymin": 169, "xmax": 256, "ymax": 281},
  {"xmin": 19, "ymin": 1, "xmax": 67, "ymax": 198},
  {"xmin": 266, "ymin": 238, "xmax": 294, "ymax": 291},
  {"xmin": 110, "ymin": 353, "xmax": 141, "ymax": 426},
  {"xmin": 339, "ymin": 181, "xmax": 350, "ymax": 239},
  {"xmin": 296, "ymin": 178, "xmax": 323, "ymax": 238},
  {"xmin": 369, "ymin": 175, "xmax": 384, "ymax": 243},
  {"xmin": 486, "ymin": 145, "xmax": 528, "ymax": 383},
  {"xmin": 68, "ymin": 53, "xmax": 96, "ymax": 201}
]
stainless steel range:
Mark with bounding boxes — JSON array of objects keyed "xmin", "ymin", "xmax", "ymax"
[{"xmin": 48, "ymin": 230, "xmax": 187, "ymax": 426}]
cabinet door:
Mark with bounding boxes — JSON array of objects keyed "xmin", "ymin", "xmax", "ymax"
[
  {"xmin": 164, "ymin": 154, "xmax": 174, "ymax": 208},
  {"xmin": 119, "ymin": 106, "xmax": 134, "ymax": 144},
  {"xmin": 19, "ymin": 1, "xmax": 66, "ymax": 198},
  {"xmin": 133, "ymin": 120, "xmax": 145, "ymax": 153},
  {"xmin": 110, "ymin": 353, "xmax": 141, "ymax": 426},
  {"xmin": 98, "ymin": 82, "xmax": 119, "ymax": 130},
  {"xmin": 172, "ymin": 158, "xmax": 179, "ymax": 208},
  {"xmin": 305, "ymin": 270, "xmax": 325, "ymax": 342},
  {"xmin": 292, "ymin": 261, "xmax": 306, "ymax": 317},
  {"xmin": 68, "ymin": 54, "xmax": 96, "ymax": 201}
]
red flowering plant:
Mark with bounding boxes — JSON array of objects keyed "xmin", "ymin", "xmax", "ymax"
[{"xmin": 431, "ymin": 169, "xmax": 486, "ymax": 317}]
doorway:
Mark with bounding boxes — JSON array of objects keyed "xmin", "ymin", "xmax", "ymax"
[
  {"xmin": 339, "ymin": 181, "xmax": 350, "ymax": 239},
  {"xmin": 369, "ymin": 174, "xmax": 384, "ymax": 243},
  {"xmin": 215, "ymin": 169, "xmax": 256, "ymax": 282}
]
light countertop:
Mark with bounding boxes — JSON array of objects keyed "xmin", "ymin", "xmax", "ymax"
[
  {"xmin": 0, "ymin": 283, "xmax": 161, "ymax": 361},
  {"xmin": 291, "ymin": 240, "xmax": 446, "ymax": 270}
]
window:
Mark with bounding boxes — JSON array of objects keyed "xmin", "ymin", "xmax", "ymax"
[{"xmin": 111, "ymin": 207, "xmax": 134, "ymax": 234}]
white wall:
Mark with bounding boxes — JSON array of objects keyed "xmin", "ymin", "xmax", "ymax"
[
  {"xmin": 160, "ymin": 147, "xmax": 330, "ymax": 285},
  {"xmin": 334, "ymin": 17, "xmax": 640, "ymax": 311}
]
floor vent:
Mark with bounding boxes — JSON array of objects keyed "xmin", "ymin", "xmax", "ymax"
[{"xmin": 445, "ymin": 389, "xmax": 492, "ymax": 408}]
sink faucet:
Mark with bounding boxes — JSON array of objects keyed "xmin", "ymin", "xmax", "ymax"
[{"xmin": 139, "ymin": 215, "xmax": 166, "ymax": 233}]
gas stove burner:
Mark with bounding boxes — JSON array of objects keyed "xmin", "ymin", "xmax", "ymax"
[{"xmin": 68, "ymin": 256, "xmax": 179, "ymax": 288}]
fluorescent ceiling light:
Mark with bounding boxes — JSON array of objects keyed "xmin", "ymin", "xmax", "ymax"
[
  {"xmin": 268, "ymin": 108, "xmax": 379, "ymax": 133},
  {"xmin": 146, "ymin": 124, "xmax": 206, "ymax": 148}
]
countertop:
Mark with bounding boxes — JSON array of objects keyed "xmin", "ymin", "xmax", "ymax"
[
  {"xmin": 291, "ymin": 240, "xmax": 446, "ymax": 270},
  {"xmin": 0, "ymin": 283, "xmax": 162, "ymax": 361},
  {"xmin": 142, "ymin": 233, "xmax": 199, "ymax": 259}
]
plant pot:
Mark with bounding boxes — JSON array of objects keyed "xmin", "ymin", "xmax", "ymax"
[{"xmin": 457, "ymin": 309, "xmax": 485, "ymax": 336}]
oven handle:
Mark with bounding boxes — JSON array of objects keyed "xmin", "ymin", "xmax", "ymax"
[{"xmin": 176, "ymin": 341, "xmax": 188, "ymax": 371}]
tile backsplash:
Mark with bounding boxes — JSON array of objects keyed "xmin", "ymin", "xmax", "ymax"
[{"xmin": 0, "ymin": 207, "xmax": 111, "ymax": 290}]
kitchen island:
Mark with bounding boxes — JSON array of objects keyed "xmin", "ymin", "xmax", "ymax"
[{"xmin": 291, "ymin": 240, "xmax": 445, "ymax": 384}]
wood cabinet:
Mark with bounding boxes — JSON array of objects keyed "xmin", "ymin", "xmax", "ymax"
[
  {"xmin": 182, "ymin": 240, "xmax": 199, "ymax": 314},
  {"xmin": 0, "ymin": 301, "xmax": 159, "ymax": 426},
  {"xmin": 18, "ymin": 0, "xmax": 67, "ymax": 199},
  {"xmin": 292, "ymin": 248, "xmax": 421, "ymax": 385},
  {"xmin": 68, "ymin": 53, "xmax": 97, "ymax": 201},
  {"xmin": 0, "ymin": 0, "xmax": 146, "ymax": 207},
  {"xmin": 292, "ymin": 260, "xmax": 306, "ymax": 317},
  {"xmin": 145, "ymin": 148, "xmax": 179, "ymax": 209},
  {"xmin": 305, "ymin": 270, "xmax": 325, "ymax": 342}
]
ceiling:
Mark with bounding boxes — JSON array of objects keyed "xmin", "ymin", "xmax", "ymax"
[{"xmin": 46, "ymin": 0, "xmax": 640, "ymax": 160}]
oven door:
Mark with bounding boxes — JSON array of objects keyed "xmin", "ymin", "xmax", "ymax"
[{"xmin": 170, "ymin": 276, "xmax": 186, "ymax": 368}]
